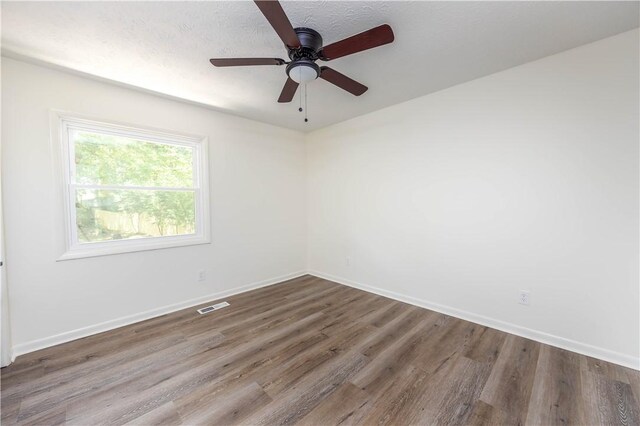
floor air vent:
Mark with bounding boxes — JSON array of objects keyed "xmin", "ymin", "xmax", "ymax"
[{"xmin": 197, "ymin": 302, "xmax": 230, "ymax": 315}]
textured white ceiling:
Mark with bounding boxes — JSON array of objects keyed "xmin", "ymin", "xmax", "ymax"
[{"xmin": 2, "ymin": 1, "xmax": 638, "ymax": 132}]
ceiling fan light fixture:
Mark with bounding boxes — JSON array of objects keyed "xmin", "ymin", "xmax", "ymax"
[{"xmin": 286, "ymin": 61, "xmax": 320, "ymax": 84}]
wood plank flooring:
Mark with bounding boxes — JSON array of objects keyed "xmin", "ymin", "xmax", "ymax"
[{"xmin": 1, "ymin": 275, "xmax": 639, "ymax": 425}]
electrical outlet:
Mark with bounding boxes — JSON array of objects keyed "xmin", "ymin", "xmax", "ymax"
[
  {"xmin": 346, "ymin": 256, "xmax": 351, "ymax": 267},
  {"xmin": 198, "ymin": 270, "xmax": 206, "ymax": 282},
  {"xmin": 519, "ymin": 290, "xmax": 530, "ymax": 306}
]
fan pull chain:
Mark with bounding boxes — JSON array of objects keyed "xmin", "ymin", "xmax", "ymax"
[
  {"xmin": 298, "ymin": 88, "xmax": 303, "ymax": 113},
  {"xmin": 304, "ymin": 84, "xmax": 308, "ymax": 123},
  {"xmin": 298, "ymin": 67, "xmax": 303, "ymax": 113}
]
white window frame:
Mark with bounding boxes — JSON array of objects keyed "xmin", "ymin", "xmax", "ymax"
[{"xmin": 52, "ymin": 112, "xmax": 210, "ymax": 261}]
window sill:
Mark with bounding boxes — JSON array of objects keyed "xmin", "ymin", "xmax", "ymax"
[{"xmin": 57, "ymin": 235, "xmax": 211, "ymax": 261}]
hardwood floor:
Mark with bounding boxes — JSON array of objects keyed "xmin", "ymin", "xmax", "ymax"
[{"xmin": 2, "ymin": 275, "xmax": 639, "ymax": 425}]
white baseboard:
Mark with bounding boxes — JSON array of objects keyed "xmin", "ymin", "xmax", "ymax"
[
  {"xmin": 308, "ymin": 270, "xmax": 640, "ymax": 371},
  {"xmin": 10, "ymin": 269, "xmax": 639, "ymax": 372},
  {"xmin": 10, "ymin": 271, "xmax": 308, "ymax": 361}
]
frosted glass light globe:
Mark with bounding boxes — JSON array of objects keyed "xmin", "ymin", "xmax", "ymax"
[{"xmin": 289, "ymin": 64, "xmax": 319, "ymax": 84}]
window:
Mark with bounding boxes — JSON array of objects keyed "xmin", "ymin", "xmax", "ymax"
[{"xmin": 55, "ymin": 114, "xmax": 209, "ymax": 260}]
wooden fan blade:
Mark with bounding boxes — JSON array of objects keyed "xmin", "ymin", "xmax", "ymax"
[
  {"xmin": 320, "ymin": 24, "xmax": 394, "ymax": 61},
  {"xmin": 319, "ymin": 67, "xmax": 367, "ymax": 96},
  {"xmin": 254, "ymin": 0, "xmax": 301, "ymax": 48},
  {"xmin": 278, "ymin": 77, "xmax": 299, "ymax": 103},
  {"xmin": 210, "ymin": 58, "xmax": 286, "ymax": 67}
]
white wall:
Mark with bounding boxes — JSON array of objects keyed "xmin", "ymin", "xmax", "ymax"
[
  {"xmin": 3, "ymin": 29, "xmax": 638, "ymax": 369},
  {"xmin": 0, "ymin": 120, "xmax": 12, "ymax": 367},
  {"xmin": 1, "ymin": 57, "xmax": 307, "ymax": 355},
  {"xmin": 307, "ymin": 30, "xmax": 639, "ymax": 368}
]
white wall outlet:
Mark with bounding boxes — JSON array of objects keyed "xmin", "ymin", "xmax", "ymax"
[
  {"xmin": 519, "ymin": 290, "xmax": 530, "ymax": 306},
  {"xmin": 346, "ymin": 256, "xmax": 351, "ymax": 267},
  {"xmin": 197, "ymin": 270, "xmax": 206, "ymax": 282}
]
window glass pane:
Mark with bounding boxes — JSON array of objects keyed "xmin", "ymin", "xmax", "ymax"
[
  {"xmin": 73, "ymin": 131, "xmax": 194, "ymax": 188},
  {"xmin": 75, "ymin": 189, "xmax": 196, "ymax": 243}
]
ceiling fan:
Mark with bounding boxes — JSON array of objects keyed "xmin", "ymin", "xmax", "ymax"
[{"xmin": 209, "ymin": 0, "xmax": 395, "ymax": 103}]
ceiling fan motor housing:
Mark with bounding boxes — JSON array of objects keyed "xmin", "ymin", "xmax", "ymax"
[
  {"xmin": 286, "ymin": 28, "xmax": 323, "ymax": 83},
  {"xmin": 289, "ymin": 27, "xmax": 323, "ymax": 59}
]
